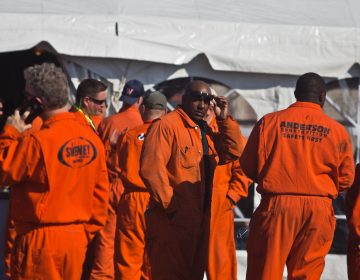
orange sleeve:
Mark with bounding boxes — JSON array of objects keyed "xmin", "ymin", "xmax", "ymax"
[
  {"xmin": 84, "ymin": 144, "xmax": 110, "ymax": 240},
  {"xmin": 226, "ymin": 160, "xmax": 252, "ymax": 203},
  {"xmin": 338, "ymin": 130, "xmax": 355, "ymax": 192},
  {"xmin": 346, "ymin": 164, "xmax": 360, "ymax": 239},
  {"xmin": 0, "ymin": 125, "xmax": 41, "ymax": 186},
  {"xmin": 214, "ymin": 116, "xmax": 244, "ymax": 165},
  {"xmin": 140, "ymin": 120, "xmax": 177, "ymax": 212},
  {"xmin": 239, "ymin": 119, "xmax": 263, "ymax": 182}
]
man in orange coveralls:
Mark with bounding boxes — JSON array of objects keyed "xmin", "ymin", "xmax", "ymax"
[
  {"xmin": 74, "ymin": 78, "xmax": 108, "ymax": 131},
  {"xmin": 140, "ymin": 80, "xmax": 244, "ymax": 280},
  {"xmin": 240, "ymin": 72, "xmax": 355, "ymax": 280},
  {"xmin": 0, "ymin": 62, "xmax": 109, "ymax": 280},
  {"xmin": 346, "ymin": 163, "xmax": 360, "ymax": 280},
  {"xmin": 91, "ymin": 79, "xmax": 145, "ymax": 279},
  {"xmin": 204, "ymin": 100, "xmax": 251, "ymax": 280},
  {"xmin": 114, "ymin": 91, "xmax": 168, "ymax": 280}
]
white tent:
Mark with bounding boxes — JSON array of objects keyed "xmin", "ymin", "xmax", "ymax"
[
  {"xmin": 1, "ymin": 1, "xmax": 359, "ymax": 279},
  {"xmin": 2, "ymin": 0, "xmax": 360, "ymax": 118}
]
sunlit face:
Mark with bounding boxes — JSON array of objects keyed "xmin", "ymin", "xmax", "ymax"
[
  {"xmin": 83, "ymin": 90, "xmax": 107, "ymax": 116},
  {"xmin": 182, "ymin": 82, "xmax": 212, "ymax": 122}
]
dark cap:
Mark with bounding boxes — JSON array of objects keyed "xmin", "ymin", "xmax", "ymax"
[
  {"xmin": 143, "ymin": 91, "xmax": 167, "ymax": 110},
  {"xmin": 120, "ymin": 79, "xmax": 145, "ymax": 105}
]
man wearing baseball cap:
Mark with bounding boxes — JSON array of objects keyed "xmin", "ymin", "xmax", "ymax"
[
  {"xmin": 91, "ymin": 79, "xmax": 145, "ymax": 279},
  {"xmin": 114, "ymin": 91, "xmax": 168, "ymax": 280}
]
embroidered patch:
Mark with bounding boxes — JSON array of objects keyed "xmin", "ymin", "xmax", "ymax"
[
  {"xmin": 137, "ymin": 133, "xmax": 145, "ymax": 141},
  {"xmin": 57, "ymin": 137, "xmax": 97, "ymax": 168}
]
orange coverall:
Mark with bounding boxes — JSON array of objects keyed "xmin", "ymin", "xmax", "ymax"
[
  {"xmin": 0, "ymin": 112, "xmax": 109, "ymax": 279},
  {"xmin": 140, "ymin": 107, "xmax": 243, "ymax": 280},
  {"xmin": 91, "ymin": 106, "xmax": 143, "ymax": 279},
  {"xmin": 114, "ymin": 122, "xmax": 152, "ymax": 280},
  {"xmin": 206, "ymin": 118, "xmax": 251, "ymax": 280},
  {"xmin": 240, "ymin": 101, "xmax": 355, "ymax": 280},
  {"xmin": 4, "ymin": 117, "xmax": 43, "ymax": 279},
  {"xmin": 346, "ymin": 163, "xmax": 360, "ymax": 280}
]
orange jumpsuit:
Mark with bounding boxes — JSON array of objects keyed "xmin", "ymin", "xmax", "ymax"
[
  {"xmin": 114, "ymin": 122, "xmax": 152, "ymax": 280},
  {"xmin": 346, "ymin": 163, "xmax": 360, "ymax": 280},
  {"xmin": 240, "ymin": 101, "xmax": 355, "ymax": 280},
  {"xmin": 91, "ymin": 106, "xmax": 143, "ymax": 279},
  {"xmin": 140, "ymin": 107, "xmax": 243, "ymax": 280},
  {"xmin": 72, "ymin": 109, "xmax": 104, "ymax": 280},
  {"xmin": 206, "ymin": 161, "xmax": 250, "ymax": 280},
  {"xmin": 4, "ymin": 117, "xmax": 43, "ymax": 279},
  {"xmin": 206, "ymin": 118, "xmax": 251, "ymax": 280},
  {"xmin": 0, "ymin": 112, "xmax": 109, "ymax": 279}
]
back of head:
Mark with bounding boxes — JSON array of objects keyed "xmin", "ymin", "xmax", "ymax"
[
  {"xmin": 141, "ymin": 91, "xmax": 167, "ymax": 121},
  {"xmin": 294, "ymin": 72, "xmax": 326, "ymax": 105},
  {"xmin": 120, "ymin": 79, "xmax": 145, "ymax": 106},
  {"xmin": 24, "ymin": 63, "xmax": 69, "ymax": 110},
  {"xmin": 76, "ymin": 79, "xmax": 107, "ymax": 106}
]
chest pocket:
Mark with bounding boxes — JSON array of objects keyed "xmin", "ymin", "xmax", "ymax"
[{"xmin": 179, "ymin": 145, "xmax": 199, "ymax": 169}]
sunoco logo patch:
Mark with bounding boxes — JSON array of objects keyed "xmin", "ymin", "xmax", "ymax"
[{"xmin": 58, "ymin": 137, "xmax": 97, "ymax": 168}]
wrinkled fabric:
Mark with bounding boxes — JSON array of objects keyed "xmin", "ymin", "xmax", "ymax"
[
  {"xmin": 206, "ymin": 119, "xmax": 251, "ymax": 280},
  {"xmin": 206, "ymin": 161, "xmax": 250, "ymax": 280},
  {"xmin": 4, "ymin": 117, "xmax": 43, "ymax": 279},
  {"xmin": 114, "ymin": 122, "xmax": 152, "ymax": 280}
]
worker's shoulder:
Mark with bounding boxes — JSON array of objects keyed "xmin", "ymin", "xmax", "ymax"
[
  {"xmin": 145, "ymin": 111, "xmax": 178, "ymax": 130},
  {"xmin": 125, "ymin": 123, "xmax": 148, "ymax": 139}
]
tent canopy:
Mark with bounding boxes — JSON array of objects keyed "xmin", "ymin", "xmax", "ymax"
[{"xmin": 1, "ymin": 0, "xmax": 360, "ymax": 77}]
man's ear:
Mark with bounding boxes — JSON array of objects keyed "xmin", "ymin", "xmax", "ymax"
[
  {"xmin": 34, "ymin": 96, "xmax": 44, "ymax": 107},
  {"xmin": 139, "ymin": 104, "xmax": 145, "ymax": 114},
  {"xmin": 82, "ymin": 96, "xmax": 90, "ymax": 108},
  {"xmin": 319, "ymin": 91, "xmax": 326, "ymax": 107},
  {"xmin": 137, "ymin": 96, "xmax": 144, "ymax": 105}
]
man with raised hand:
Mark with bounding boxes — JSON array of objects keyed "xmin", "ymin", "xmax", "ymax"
[{"xmin": 140, "ymin": 80, "xmax": 243, "ymax": 280}]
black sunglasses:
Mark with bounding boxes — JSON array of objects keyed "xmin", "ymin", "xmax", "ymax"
[
  {"xmin": 87, "ymin": 96, "xmax": 108, "ymax": 107},
  {"xmin": 189, "ymin": 91, "xmax": 214, "ymax": 103}
]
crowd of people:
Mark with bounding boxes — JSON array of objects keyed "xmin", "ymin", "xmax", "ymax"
[{"xmin": 0, "ymin": 62, "xmax": 358, "ymax": 280}]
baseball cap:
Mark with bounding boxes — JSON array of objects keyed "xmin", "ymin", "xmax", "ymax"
[
  {"xmin": 143, "ymin": 91, "xmax": 167, "ymax": 110},
  {"xmin": 120, "ymin": 79, "xmax": 145, "ymax": 105}
]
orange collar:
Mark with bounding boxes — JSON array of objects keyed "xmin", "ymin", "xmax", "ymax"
[
  {"xmin": 175, "ymin": 106, "xmax": 199, "ymax": 128},
  {"xmin": 289, "ymin": 101, "xmax": 322, "ymax": 111},
  {"xmin": 43, "ymin": 112, "xmax": 75, "ymax": 126}
]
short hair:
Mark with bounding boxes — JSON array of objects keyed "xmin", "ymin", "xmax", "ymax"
[
  {"xmin": 294, "ymin": 72, "xmax": 326, "ymax": 101},
  {"xmin": 24, "ymin": 63, "xmax": 69, "ymax": 110},
  {"xmin": 76, "ymin": 79, "xmax": 107, "ymax": 105}
]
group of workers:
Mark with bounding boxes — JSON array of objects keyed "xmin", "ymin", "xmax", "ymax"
[{"xmin": 0, "ymin": 62, "xmax": 358, "ymax": 280}]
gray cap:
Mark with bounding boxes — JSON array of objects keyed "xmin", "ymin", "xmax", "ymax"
[{"xmin": 143, "ymin": 91, "xmax": 167, "ymax": 110}]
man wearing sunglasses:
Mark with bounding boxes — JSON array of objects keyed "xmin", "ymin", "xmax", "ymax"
[
  {"xmin": 140, "ymin": 80, "xmax": 244, "ymax": 280},
  {"xmin": 74, "ymin": 78, "xmax": 108, "ymax": 132}
]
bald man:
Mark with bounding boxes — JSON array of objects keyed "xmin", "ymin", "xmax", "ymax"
[
  {"xmin": 241, "ymin": 72, "xmax": 354, "ymax": 279},
  {"xmin": 140, "ymin": 80, "xmax": 243, "ymax": 280}
]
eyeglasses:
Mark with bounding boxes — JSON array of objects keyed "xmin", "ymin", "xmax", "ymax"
[
  {"xmin": 87, "ymin": 96, "xmax": 107, "ymax": 107},
  {"xmin": 189, "ymin": 91, "xmax": 214, "ymax": 103}
]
